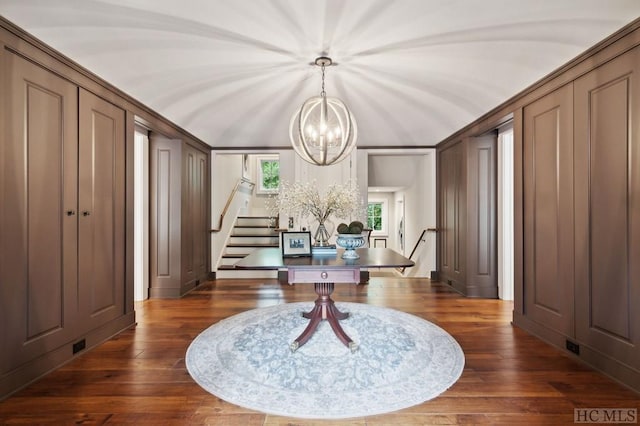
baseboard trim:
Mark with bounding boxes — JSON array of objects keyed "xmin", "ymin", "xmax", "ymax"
[
  {"xmin": 0, "ymin": 312, "xmax": 136, "ymax": 401},
  {"xmin": 513, "ymin": 312, "xmax": 640, "ymax": 394}
]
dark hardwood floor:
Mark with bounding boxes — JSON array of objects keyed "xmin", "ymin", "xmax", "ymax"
[{"xmin": 0, "ymin": 277, "xmax": 638, "ymax": 425}]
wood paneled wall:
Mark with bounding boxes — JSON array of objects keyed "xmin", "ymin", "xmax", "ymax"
[
  {"xmin": 437, "ymin": 19, "xmax": 640, "ymax": 392},
  {"xmin": 182, "ymin": 144, "xmax": 209, "ymax": 285},
  {"xmin": 1, "ymin": 50, "xmax": 81, "ymax": 372},
  {"xmin": 573, "ymin": 47, "xmax": 640, "ymax": 376},
  {"xmin": 150, "ymin": 136, "xmax": 210, "ymax": 299},
  {"xmin": 0, "ymin": 49, "xmax": 132, "ymax": 399},
  {"xmin": 438, "ymin": 141, "xmax": 466, "ymax": 293},
  {"xmin": 0, "ymin": 17, "xmax": 211, "ymax": 399},
  {"xmin": 522, "ymin": 83, "xmax": 574, "ymax": 336},
  {"xmin": 437, "ymin": 134, "xmax": 497, "ymax": 298},
  {"xmin": 517, "ymin": 45, "xmax": 640, "ymax": 390},
  {"xmin": 78, "ymin": 88, "xmax": 126, "ymax": 330},
  {"xmin": 466, "ymin": 134, "xmax": 497, "ymax": 298}
]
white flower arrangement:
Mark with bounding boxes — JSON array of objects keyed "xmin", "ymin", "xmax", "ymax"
[{"xmin": 270, "ymin": 180, "xmax": 364, "ymax": 226}]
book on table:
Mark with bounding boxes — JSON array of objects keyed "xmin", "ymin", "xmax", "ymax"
[{"xmin": 312, "ymin": 244, "xmax": 337, "ymax": 256}]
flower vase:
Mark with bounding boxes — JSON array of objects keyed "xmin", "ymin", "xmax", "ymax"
[{"xmin": 313, "ymin": 219, "xmax": 334, "ymax": 246}]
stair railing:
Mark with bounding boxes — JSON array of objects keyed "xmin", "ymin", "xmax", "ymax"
[
  {"xmin": 210, "ymin": 177, "xmax": 255, "ymax": 233},
  {"xmin": 399, "ymin": 228, "xmax": 438, "ymax": 273}
]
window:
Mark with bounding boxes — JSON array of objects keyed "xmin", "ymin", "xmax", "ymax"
[
  {"xmin": 367, "ymin": 202, "xmax": 383, "ymax": 231},
  {"xmin": 366, "ymin": 198, "xmax": 388, "ymax": 235},
  {"xmin": 256, "ymin": 155, "xmax": 279, "ymax": 194}
]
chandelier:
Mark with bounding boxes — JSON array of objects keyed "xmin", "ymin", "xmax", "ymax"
[{"xmin": 289, "ymin": 57, "xmax": 357, "ymax": 166}]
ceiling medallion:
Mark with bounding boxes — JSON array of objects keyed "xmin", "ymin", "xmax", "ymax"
[{"xmin": 289, "ymin": 56, "xmax": 357, "ymax": 166}]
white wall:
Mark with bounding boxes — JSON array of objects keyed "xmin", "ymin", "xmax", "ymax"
[
  {"xmin": 367, "ymin": 192, "xmax": 395, "ymax": 247},
  {"xmin": 394, "ymin": 192, "xmax": 406, "ymax": 253},
  {"xmin": 368, "ymin": 155, "xmax": 419, "ymax": 187},
  {"xmin": 498, "ymin": 126, "xmax": 514, "ymax": 300},
  {"xmin": 402, "ymin": 152, "xmax": 436, "ymax": 277},
  {"xmin": 289, "ymin": 151, "xmax": 359, "ymax": 242},
  {"xmin": 356, "ymin": 149, "xmax": 369, "ymax": 213},
  {"xmin": 133, "ymin": 128, "xmax": 149, "ymax": 301},
  {"xmin": 210, "ymin": 151, "xmax": 295, "ymax": 267},
  {"xmin": 210, "ymin": 153, "xmax": 250, "ymax": 269},
  {"xmin": 245, "ymin": 154, "xmax": 275, "ymax": 216},
  {"xmin": 244, "ymin": 151, "xmax": 296, "ymax": 218},
  {"xmin": 209, "ymin": 148, "xmax": 436, "ymax": 275},
  {"xmin": 365, "ymin": 150, "xmax": 437, "ymax": 277}
]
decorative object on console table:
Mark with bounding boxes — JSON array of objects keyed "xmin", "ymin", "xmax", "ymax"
[
  {"xmin": 336, "ymin": 234, "xmax": 366, "ymax": 259},
  {"xmin": 312, "ymin": 218, "xmax": 335, "ymax": 247},
  {"xmin": 281, "ymin": 231, "xmax": 312, "ymax": 258},
  {"xmin": 269, "ymin": 180, "xmax": 364, "ymax": 247},
  {"xmin": 311, "ymin": 244, "xmax": 337, "ymax": 256},
  {"xmin": 335, "ymin": 220, "xmax": 366, "ymax": 259}
]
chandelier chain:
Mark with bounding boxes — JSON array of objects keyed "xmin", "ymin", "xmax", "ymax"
[{"xmin": 321, "ymin": 63, "xmax": 326, "ymax": 97}]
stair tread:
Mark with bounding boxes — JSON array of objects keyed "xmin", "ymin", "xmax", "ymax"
[{"xmin": 220, "ymin": 215, "xmax": 280, "ymax": 272}]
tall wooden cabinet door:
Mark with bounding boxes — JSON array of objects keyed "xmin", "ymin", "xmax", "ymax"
[
  {"xmin": 438, "ymin": 140, "xmax": 466, "ymax": 293},
  {"xmin": 522, "ymin": 83, "xmax": 574, "ymax": 335},
  {"xmin": 0, "ymin": 53, "xmax": 79, "ymax": 371},
  {"xmin": 77, "ymin": 88, "xmax": 126, "ymax": 330},
  {"xmin": 149, "ymin": 135, "xmax": 182, "ymax": 298},
  {"xmin": 182, "ymin": 144, "xmax": 208, "ymax": 285},
  {"xmin": 194, "ymin": 149, "xmax": 209, "ymax": 279},
  {"xmin": 466, "ymin": 134, "xmax": 497, "ymax": 298},
  {"xmin": 574, "ymin": 47, "xmax": 640, "ymax": 370}
]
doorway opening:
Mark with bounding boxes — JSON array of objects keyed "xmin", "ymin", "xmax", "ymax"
[
  {"xmin": 366, "ymin": 150, "xmax": 436, "ymax": 276},
  {"xmin": 133, "ymin": 125, "xmax": 150, "ymax": 301},
  {"xmin": 497, "ymin": 124, "xmax": 514, "ymax": 300}
]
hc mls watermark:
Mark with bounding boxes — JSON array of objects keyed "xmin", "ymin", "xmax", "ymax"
[{"xmin": 575, "ymin": 408, "xmax": 637, "ymax": 423}]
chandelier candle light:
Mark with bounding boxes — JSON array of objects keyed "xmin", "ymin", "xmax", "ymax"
[{"xmin": 289, "ymin": 57, "xmax": 357, "ymax": 166}]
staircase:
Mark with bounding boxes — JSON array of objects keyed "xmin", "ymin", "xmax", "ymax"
[{"xmin": 216, "ymin": 216, "xmax": 280, "ymax": 279}]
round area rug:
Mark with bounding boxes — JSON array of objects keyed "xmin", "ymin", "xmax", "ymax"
[{"xmin": 186, "ymin": 302, "xmax": 464, "ymax": 419}]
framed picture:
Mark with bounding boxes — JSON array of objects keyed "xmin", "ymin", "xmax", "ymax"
[{"xmin": 281, "ymin": 231, "xmax": 312, "ymax": 257}]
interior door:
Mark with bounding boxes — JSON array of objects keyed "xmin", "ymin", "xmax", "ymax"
[
  {"xmin": 77, "ymin": 88, "xmax": 126, "ymax": 331},
  {"xmin": 438, "ymin": 140, "xmax": 466, "ymax": 292},
  {"xmin": 466, "ymin": 133, "xmax": 497, "ymax": 297},
  {"xmin": 182, "ymin": 144, "xmax": 209, "ymax": 284},
  {"xmin": 149, "ymin": 134, "xmax": 183, "ymax": 297},
  {"xmin": 574, "ymin": 47, "xmax": 640, "ymax": 370},
  {"xmin": 522, "ymin": 83, "xmax": 574, "ymax": 335},
  {"xmin": 1, "ymin": 52, "xmax": 79, "ymax": 371}
]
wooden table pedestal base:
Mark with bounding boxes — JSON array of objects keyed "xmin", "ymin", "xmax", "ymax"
[{"xmin": 290, "ymin": 282, "xmax": 358, "ymax": 353}]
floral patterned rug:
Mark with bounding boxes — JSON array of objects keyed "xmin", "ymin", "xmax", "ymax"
[{"xmin": 186, "ymin": 302, "xmax": 465, "ymax": 419}]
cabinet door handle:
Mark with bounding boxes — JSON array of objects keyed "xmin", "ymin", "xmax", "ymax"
[
  {"xmin": 66, "ymin": 210, "xmax": 76, "ymax": 216},
  {"xmin": 82, "ymin": 211, "xmax": 91, "ymax": 216}
]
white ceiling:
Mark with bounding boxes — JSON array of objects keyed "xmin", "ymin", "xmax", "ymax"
[{"xmin": 1, "ymin": 1, "xmax": 639, "ymax": 149}]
